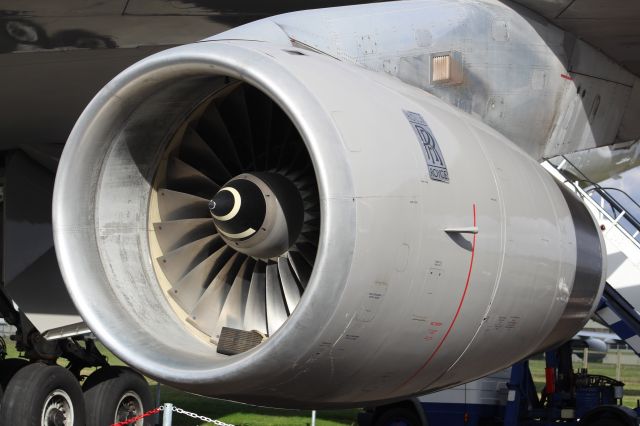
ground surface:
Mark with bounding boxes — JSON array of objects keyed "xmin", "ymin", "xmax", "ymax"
[{"xmin": 5, "ymin": 342, "xmax": 640, "ymax": 425}]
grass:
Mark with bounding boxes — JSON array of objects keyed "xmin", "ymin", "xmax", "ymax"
[
  {"xmin": 156, "ymin": 388, "xmax": 358, "ymax": 426},
  {"xmin": 6, "ymin": 340, "xmax": 640, "ymax": 425},
  {"xmin": 98, "ymin": 346, "xmax": 358, "ymax": 425}
]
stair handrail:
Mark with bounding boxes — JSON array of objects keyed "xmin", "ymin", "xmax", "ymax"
[
  {"xmin": 555, "ymin": 155, "xmax": 640, "ymax": 235},
  {"xmin": 541, "ymin": 159, "xmax": 640, "ymax": 252}
]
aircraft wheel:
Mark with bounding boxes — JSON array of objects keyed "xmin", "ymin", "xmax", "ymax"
[
  {"xmin": 581, "ymin": 405, "xmax": 638, "ymax": 426},
  {"xmin": 0, "ymin": 362, "xmax": 85, "ymax": 425},
  {"xmin": 374, "ymin": 405, "xmax": 422, "ymax": 426},
  {"xmin": 83, "ymin": 366, "xmax": 153, "ymax": 426}
]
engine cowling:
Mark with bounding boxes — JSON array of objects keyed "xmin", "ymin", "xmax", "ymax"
[{"xmin": 53, "ymin": 39, "xmax": 605, "ymax": 408}]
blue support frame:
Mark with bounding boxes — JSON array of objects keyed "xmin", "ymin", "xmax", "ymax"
[{"xmin": 504, "ymin": 359, "xmax": 543, "ymax": 426}]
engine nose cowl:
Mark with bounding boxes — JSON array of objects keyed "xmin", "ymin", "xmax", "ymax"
[
  {"xmin": 209, "ymin": 179, "xmax": 266, "ymax": 240},
  {"xmin": 210, "ymin": 172, "xmax": 304, "ymax": 259}
]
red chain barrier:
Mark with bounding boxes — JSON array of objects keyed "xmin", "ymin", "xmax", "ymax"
[{"xmin": 111, "ymin": 407, "xmax": 162, "ymax": 426}]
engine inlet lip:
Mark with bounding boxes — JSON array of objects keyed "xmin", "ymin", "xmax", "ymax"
[{"xmin": 53, "ymin": 40, "xmax": 357, "ymax": 385}]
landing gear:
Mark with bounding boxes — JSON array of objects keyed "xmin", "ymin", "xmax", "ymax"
[
  {"xmin": 83, "ymin": 366, "xmax": 153, "ymax": 426},
  {"xmin": 0, "ymin": 363, "xmax": 85, "ymax": 425},
  {"xmin": 374, "ymin": 407, "xmax": 422, "ymax": 426},
  {"xmin": 372, "ymin": 403, "xmax": 423, "ymax": 426},
  {"xmin": 0, "ymin": 286, "xmax": 152, "ymax": 425}
]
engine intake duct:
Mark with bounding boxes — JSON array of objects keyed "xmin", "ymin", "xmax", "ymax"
[{"xmin": 150, "ymin": 81, "xmax": 318, "ymax": 345}]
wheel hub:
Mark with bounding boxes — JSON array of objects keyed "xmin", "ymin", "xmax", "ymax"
[
  {"xmin": 41, "ymin": 390, "xmax": 73, "ymax": 426},
  {"xmin": 47, "ymin": 409, "xmax": 66, "ymax": 426},
  {"xmin": 116, "ymin": 391, "xmax": 143, "ymax": 424}
]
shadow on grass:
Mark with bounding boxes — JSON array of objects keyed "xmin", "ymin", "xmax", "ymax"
[
  {"xmin": 156, "ymin": 385, "xmax": 359, "ymax": 426},
  {"xmin": 87, "ymin": 343, "xmax": 359, "ymax": 425}
]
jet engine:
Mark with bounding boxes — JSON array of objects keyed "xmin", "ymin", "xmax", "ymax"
[{"xmin": 53, "ymin": 39, "xmax": 605, "ymax": 407}]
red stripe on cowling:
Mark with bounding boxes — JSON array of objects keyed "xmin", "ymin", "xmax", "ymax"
[{"xmin": 393, "ymin": 203, "xmax": 477, "ymax": 391}]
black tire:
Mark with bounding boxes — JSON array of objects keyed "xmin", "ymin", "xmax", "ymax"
[
  {"xmin": 0, "ymin": 362, "xmax": 85, "ymax": 425},
  {"xmin": 588, "ymin": 421, "xmax": 619, "ymax": 426},
  {"xmin": 581, "ymin": 405, "xmax": 637, "ymax": 426},
  {"xmin": 0, "ymin": 357, "xmax": 30, "ymax": 403},
  {"xmin": 0, "ymin": 358, "xmax": 29, "ymax": 390},
  {"xmin": 83, "ymin": 366, "xmax": 153, "ymax": 426},
  {"xmin": 585, "ymin": 418, "xmax": 630, "ymax": 426},
  {"xmin": 374, "ymin": 406, "xmax": 422, "ymax": 426}
]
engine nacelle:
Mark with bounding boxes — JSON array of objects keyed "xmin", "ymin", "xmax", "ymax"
[{"xmin": 53, "ymin": 39, "xmax": 604, "ymax": 407}]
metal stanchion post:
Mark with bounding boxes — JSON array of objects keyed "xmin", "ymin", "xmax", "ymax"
[
  {"xmin": 163, "ymin": 403, "xmax": 173, "ymax": 426},
  {"xmin": 311, "ymin": 410, "xmax": 316, "ymax": 426},
  {"xmin": 155, "ymin": 384, "xmax": 162, "ymax": 425}
]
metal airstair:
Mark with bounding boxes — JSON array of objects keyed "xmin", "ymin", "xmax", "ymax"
[{"xmin": 543, "ymin": 157, "xmax": 640, "ymax": 354}]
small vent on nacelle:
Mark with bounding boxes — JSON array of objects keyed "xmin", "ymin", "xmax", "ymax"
[{"xmin": 430, "ymin": 51, "xmax": 463, "ymax": 85}]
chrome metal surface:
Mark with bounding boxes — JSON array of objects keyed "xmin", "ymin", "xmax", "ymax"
[
  {"xmin": 115, "ymin": 391, "xmax": 144, "ymax": 425},
  {"xmin": 212, "ymin": 0, "xmax": 640, "ymax": 158},
  {"xmin": 53, "ymin": 37, "xmax": 604, "ymax": 407},
  {"xmin": 41, "ymin": 389, "xmax": 74, "ymax": 426}
]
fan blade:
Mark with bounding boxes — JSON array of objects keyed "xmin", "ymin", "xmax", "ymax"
[
  {"xmin": 169, "ymin": 244, "xmax": 234, "ymax": 313},
  {"xmin": 218, "ymin": 86, "xmax": 256, "ymax": 170},
  {"xmin": 294, "ymin": 175, "xmax": 318, "ymax": 192},
  {"xmin": 302, "ymin": 189, "xmax": 320, "ymax": 209},
  {"xmin": 157, "ymin": 235, "xmax": 217, "ymax": 284},
  {"xmin": 243, "ymin": 261, "xmax": 268, "ymax": 335},
  {"xmin": 299, "ymin": 189, "xmax": 316, "ymax": 202},
  {"xmin": 305, "ymin": 215, "xmax": 321, "ymax": 229},
  {"xmin": 277, "ymin": 257, "xmax": 301, "ymax": 312},
  {"xmin": 283, "ymin": 136, "xmax": 306, "ymax": 174},
  {"xmin": 265, "ymin": 261, "xmax": 288, "ymax": 336},
  {"xmin": 245, "ymin": 85, "xmax": 273, "ymax": 170},
  {"xmin": 296, "ymin": 242, "xmax": 316, "ymax": 267},
  {"xmin": 215, "ymin": 257, "xmax": 256, "ymax": 337},
  {"xmin": 303, "ymin": 202, "xmax": 320, "ymax": 213},
  {"xmin": 275, "ymin": 121, "xmax": 295, "ymax": 171},
  {"xmin": 180, "ymin": 126, "xmax": 232, "ymax": 184},
  {"xmin": 267, "ymin": 107, "xmax": 291, "ymax": 170},
  {"xmin": 188, "ymin": 253, "xmax": 246, "ymax": 337},
  {"xmin": 287, "ymin": 251, "xmax": 312, "ymax": 289},
  {"xmin": 199, "ymin": 103, "xmax": 244, "ymax": 174},
  {"xmin": 153, "ymin": 218, "xmax": 216, "ymax": 254},
  {"xmin": 157, "ymin": 189, "xmax": 210, "ymax": 222},
  {"xmin": 288, "ymin": 167, "xmax": 313, "ymax": 183},
  {"xmin": 303, "ymin": 211, "xmax": 321, "ymax": 225},
  {"xmin": 166, "ymin": 156, "xmax": 220, "ymax": 198},
  {"xmin": 299, "ymin": 230, "xmax": 320, "ymax": 247},
  {"xmin": 301, "ymin": 223, "xmax": 320, "ymax": 233}
]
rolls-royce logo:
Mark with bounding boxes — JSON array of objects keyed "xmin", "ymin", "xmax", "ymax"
[{"xmin": 403, "ymin": 110, "xmax": 449, "ymax": 183}]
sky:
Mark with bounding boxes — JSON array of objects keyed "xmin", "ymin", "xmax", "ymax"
[
  {"xmin": 599, "ymin": 166, "xmax": 640, "ymax": 238},
  {"xmin": 602, "ymin": 167, "xmax": 640, "ymax": 217}
]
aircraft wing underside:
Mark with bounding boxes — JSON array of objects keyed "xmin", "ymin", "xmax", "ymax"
[{"xmin": 510, "ymin": 0, "xmax": 640, "ymax": 77}]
